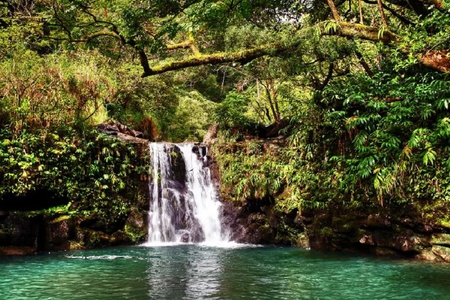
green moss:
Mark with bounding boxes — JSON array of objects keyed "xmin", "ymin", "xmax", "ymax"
[
  {"xmin": 296, "ymin": 232, "xmax": 310, "ymax": 248},
  {"xmin": 69, "ymin": 241, "xmax": 85, "ymax": 250},
  {"xmin": 431, "ymin": 234, "xmax": 450, "ymax": 246},
  {"xmin": 49, "ymin": 215, "xmax": 71, "ymax": 224},
  {"xmin": 436, "ymin": 220, "xmax": 450, "ymax": 229},
  {"xmin": 319, "ymin": 227, "xmax": 334, "ymax": 237},
  {"xmin": 124, "ymin": 224, "xmax": 146, "ymax": 244},
  {"xmin": 331, "ymin": 216, "xmax": 361, "ymax": 233}
]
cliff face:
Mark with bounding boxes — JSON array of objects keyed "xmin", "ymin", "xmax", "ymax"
[
  {"xmin": 211, "ymin": 139, "xmax": 450, "ymax": 262},
  {"xmin": 0, "ymin": 181, "xmax": 149, "ymax": 256}
]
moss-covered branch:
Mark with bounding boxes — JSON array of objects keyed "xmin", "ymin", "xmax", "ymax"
[
  {"xmin": 331, "ymin": 22, "xmax": 400, "ymax": 43},
  {"xmin": 140, "ymin": 41, "xmax": 295, "ymax": 77},
  {"xmin": 49, "ymin": 19, "xmax": 446, "ymax": 76},
  {"xmin": 139, "ymin": 22, "xmax": 399, "ymax": 77}
]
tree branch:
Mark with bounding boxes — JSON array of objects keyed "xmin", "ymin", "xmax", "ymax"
[
  {"xmin": 419, "ymin": 50, "xmax": 450, "ymax": 72},
  {"xmin": 140, "ymin": 41, "xmax": 295, "ymax": 77},
  {"xmin": 330, "ymin": 22, "xmax": 400, "ymax": 43}
]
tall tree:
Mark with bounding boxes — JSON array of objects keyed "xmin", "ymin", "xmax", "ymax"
[{"xmin": 35, "ymin": 0, "xmax": 449, "ymax": 75}]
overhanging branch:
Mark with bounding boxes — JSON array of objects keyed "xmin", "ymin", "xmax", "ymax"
[
  {"xmin": 141, "ymin": 42, "xmax": 296, "ymax": 77},
  {"xmin": 335, "ymin": 22, "xmax": 400, "ymax": 43},
  {"xmin": 140, "ymin": 23, "xmax": 401, "ymax": 77}
]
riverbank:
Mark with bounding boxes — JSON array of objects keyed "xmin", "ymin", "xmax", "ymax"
[
  {"xmin": 2, "ymin": 128, "xmax": 450, "ymax": 263},
  {"xmin": 211, "ymin": 137, "xmax": 450, "ymax": 262}
]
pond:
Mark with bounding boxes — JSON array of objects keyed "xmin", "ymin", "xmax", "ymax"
[{"xmin": 1, "ymin": 244, "xmax": 449, "ymax": 299}]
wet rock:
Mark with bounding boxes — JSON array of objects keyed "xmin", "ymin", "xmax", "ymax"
[
  {"xmin": 220, "ymin": 201, "xmax": 246, "ymax": 242},
  {"xmin": 373, "ymin": 247, "xmax": 400, "ymax": 257},
  {"xmin": 0, "ymin": 246, "xmax": 36, "ymax": 255},
  {"xmin": 170, "ymin": 145, "xmax": 187, "ymax": 185},
  {"xmin": 359, "ymin": 234, "xmax": 375, "ymax": 246}
]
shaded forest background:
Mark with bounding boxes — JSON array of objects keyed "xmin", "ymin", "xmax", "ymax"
[{"xmin": 0, "ymin": 0, "xmax": 450, "ymax": 223}]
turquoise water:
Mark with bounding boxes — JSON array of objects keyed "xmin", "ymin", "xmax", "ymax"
[{"xmin": 1, "ymin": 245, "xmax": 450, "ymax": 299}]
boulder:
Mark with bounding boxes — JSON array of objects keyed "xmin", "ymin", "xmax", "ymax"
[{"xmin": 42, "ymin": 216, "xmax": 71, "ymax": 251}]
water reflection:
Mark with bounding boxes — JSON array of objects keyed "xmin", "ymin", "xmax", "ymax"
[
  {"xmin": 185, "ymin": 246, "xmax": 222, "ymax": 299},
  {"xmin": 145, "ymin": 245, "xmax": 224, "ymax": 299},
  {"xmin": 2, "ymin": 246, "xmax": 450, "ymax": 299}
]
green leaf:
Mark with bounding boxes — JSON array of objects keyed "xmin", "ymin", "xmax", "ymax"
[{"xmin": 423, "ymin": 148, "xmax": 436, "ymax": 166}]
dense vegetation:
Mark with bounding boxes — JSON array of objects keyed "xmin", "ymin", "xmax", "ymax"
[{"xmin": 0, "ymin": 0, "xmax": 449, "ymax": 229}]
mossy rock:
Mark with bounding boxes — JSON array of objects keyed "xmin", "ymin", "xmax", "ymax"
[
  {"xmin": 81, "ymin": 229, "xmax": 112, "ymax": 248},
  {"xmin": 111, "ymin": 230, "xmax": 132, "ymax": 245},
  {"xmin": 124, "ymin": 224, "xmax": 146, "ymax": 244},
  {"xmin": 49, "ymin": 215, "xmax": 71, "ymax": 224},
  {"xmin": 331, "ymin": 216, "xmax": 361, "ymax": 233},
  {"xmin": 123, "ymin": 209, "xmax": 147, "ymax": 243},
  {"xmin": 432, "ymin": 245, "xmax": 450, "ymax": 262},
  {"xmin": 69, "ymin": 240, "xmax": 85, "ymax": 251},
  {"xmin": 43, "ymin": 215, "xmax": 71, "ymax": 251},
  {"xmin": 296, "ymin": 232, "xmax": 310, "ymax": 248},
  {"xmin": 435, "ymin": 220, "xmax": 450, "ymax": 230},
  {"xmin": 431, "ymin": 233, "xmax": 450, "ymax": 247}
]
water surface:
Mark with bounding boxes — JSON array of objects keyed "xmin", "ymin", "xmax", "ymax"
[{"xmin": 1, "ymin": 245, "xmax": 449, "ymax": 299}]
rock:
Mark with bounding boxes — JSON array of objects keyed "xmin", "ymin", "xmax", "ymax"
[
  {"xmin": 359, "ymin": 234, "xmax": 375, "ymax": 246},
  {"xmin": 431, "ymin": 233, "xmax": 450, "ymax": 246},
  {"xmin": 332, "ymin": 216, "xmax": 360, "ymax": 233},
  {"xmin": 131, "ymin": 130, "xmax": 144, "ymax": 138},
  {"xmin": 203, "ymin": 123, "xmax": 219, "ymax": 145},
  {"xmin": 97, "ymin": 121, "xmax": 148, "ymax": 142},
  {"xmin": 4, "ymin": 214, "xmax": 39, "ymax": 248},
  {"xmin": 393, "ymin": 235, "xmax": 417, "ymax": 252},
  {"xmin": 111, "ymin": 231, "xmax": 131, "ymax": 245},
  {"xmin": 116, "ymin": 132, "xmax": 148, "ymax": 144},
  {"xmin": 366, "ymin": 214, "xmax": 391, "ymax": 229},
  {"xmin": 432, "ymin": 245, "xmax": 450, "ymax": 262},
  {"xmin": 0, "ymin": 246, "xmax": 36, "ymax": 256},
  {"xmin": 373, "ymin": 247, "xmax": 399, "ymax": 257},
  {"xmin": 43, "ymin": 216, "xmax": 71, "ymax": 251},
  {"xmin": 297, "ymin": 233, "xmax": 310, "ymax": 248},
  {"xmin": 415, "ymin": 250, "xmax": 442, "ymax": 262},
  {"xmin": 82, "ymin": 229, "xmax": 112, "ymax": 248},
  {"xmin": 124, "ymin": 210, "xmax": 147, "ymax": 243}
]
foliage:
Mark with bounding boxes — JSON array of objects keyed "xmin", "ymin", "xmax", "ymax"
[
  {"xmin": 214, "ymin": 141, "xmax": 284, "ymax": 202},
  {"xmin": 1, "ymin": 0, "xmax": 450, "ymax": 228},
  {"xmin": 169, "ymin": 90, "xmax": 217, "ymax": 142},
  {"xmin": 0, "ymin": 127, "xmax": 149, "ymax": 222}
]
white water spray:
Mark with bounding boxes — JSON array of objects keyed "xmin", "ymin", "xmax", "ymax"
[{"xmin": 146, "ymin": 143, "xmax": 228, "ymax": 245}]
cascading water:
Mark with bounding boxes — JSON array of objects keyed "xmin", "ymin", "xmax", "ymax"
[{"xmin": 146, "ymin": 142, "xmax": 228, "ymax": 245}]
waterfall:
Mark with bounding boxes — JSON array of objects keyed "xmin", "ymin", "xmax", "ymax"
[{"xmin": 146, "ymin": 143, "xmax": 228, "ymax": 245}]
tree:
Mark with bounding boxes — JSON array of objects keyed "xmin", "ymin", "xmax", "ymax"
[{"xmin": 34, "ymin": 0, "xmax": 449, "ymax": 77}]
